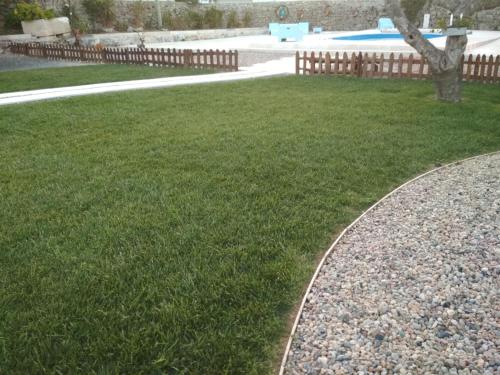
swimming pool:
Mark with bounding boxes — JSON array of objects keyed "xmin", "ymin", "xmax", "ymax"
[{"xmin": 333, "ymin": 33, "xmax": 444, "ymax": 41}]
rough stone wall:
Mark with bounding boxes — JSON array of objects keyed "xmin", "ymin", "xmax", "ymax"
[
  {"xmin": 108, "ymin": 0, "xmax": 385, "ymax": 31},
  {"xmin": 475, "ymin": 6, "xmax": 500, "ymax": 30},
  {"xmin": 422, "ymin": 0, "xmax": 500, "ymax": 30},
  {"xmin": 2, "ymin": 0, "xmax": 500, "ymax": 33}
]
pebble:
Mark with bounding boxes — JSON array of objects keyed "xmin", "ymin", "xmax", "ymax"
[{"xmin": 284, "ymin": 154, "xmax": 500, "ymax": 373}]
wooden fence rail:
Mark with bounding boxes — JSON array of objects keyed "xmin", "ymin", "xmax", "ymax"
[
  {"xmin": 296, "ymin": 51, "xmax": 500, "ymax": 84},
  {"xmin": 8, "ymin": 42, "xmax": 238, "ymax": 72}
]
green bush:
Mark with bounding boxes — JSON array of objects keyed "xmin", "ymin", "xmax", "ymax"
[
  {"xmin": 453, "ymin": 17, "xmax": 474, "ymax": 29},
  {"xmin": 130, "ymin": 0, "xmax": 145, "ymax": 28},
  {"xmin": 114, "ymin": 20, "xmax": 128, "ymax": 32},
  {"xmin": 203, "ymin": 7, "xmax": 223, "ymax": 29},
  {"xmin": 436, "ymin": 17, "xmax": 474, "ymax": 30},
  {"xmin": 82, "ymin": 0, "xmax": 115, "ymax": 28},
  {"xmin": 226, "ymin": 10, "xmax": 240, "ymax": 29},
  {"xmin": 436, "ymin": 18, "xmax": 447, "ymax": 29},
  {"xmin": 61, "ymin": 3, "xmax": 90, "ymax": 33},
  {"xmin": 163, "ymin": 7, "xmax": 225, "ymax": 31},
  {"xmin": 185, "ymin": 9, "xmax": 203, "ymax": 29},
  {"xmin": 242, "ymin": 9, "xmax": 252, "ymax": 27},
  {"xmin": 162, "ymin": 10, "xmax": 174, "ymax": 29},
  {"xmin": 4, "ymin": 11, "xmax": 23, "ymax": 31},
  {"xmin": 7, "ymin": 1, "xmax": 55, "ymax": 30},
  {"xmin": 162, "ymin": 9, "xmax": 188, "ymax": 30}
]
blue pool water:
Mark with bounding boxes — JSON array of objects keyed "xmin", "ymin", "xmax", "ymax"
[{"xmin": 333, "ymin": 33, "xmax": 444, "ymax": 41}]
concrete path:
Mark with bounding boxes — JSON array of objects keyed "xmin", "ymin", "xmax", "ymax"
[
  {"xmin": 0, "ymin": 56, "xmax": 295, "ymax": 106},
  {"xmin": 0, "ymin": 51, "xmax": 90, "ymax": 72}
]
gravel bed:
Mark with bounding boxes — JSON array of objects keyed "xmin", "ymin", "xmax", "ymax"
[
  {"xmin": 284, "ymin": 153, "xmax": 500, "ymax": 375},
  {"xmin": 237, "ymin": 50, "xmax": 295, "ymax": 67},
  {"xmin": 0, "ymin": 51, "xmax": 89, "ymax": 72},
  {"xmin": 0, "ymin": 48, "xmax": 292, "ymax": 70}
]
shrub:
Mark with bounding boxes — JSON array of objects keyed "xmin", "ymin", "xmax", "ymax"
[
  {"xmin": 226, "ymin": 10, "xmax": 239, "ymax": 29},
  {"xmin": 185, "ymin": 9, "xmax": 203, "ymax": 29},
  {"xmin": 4, "ymin": 11, "xmax": 23, "ymax": 31},
  {"xmin": 436, "ymin": 18, "xmax": 447, "ymax": 30},
  {"xmin": 82, "ymin": 0, "xmax": 115, "ymax": 28},
  {"xmin": 436, "ymin": 17, "xmax": 474, "ymax": 30},
  {"xmin": 130, "ymin": 0, "xmax": 145, "ymax": 28},
  {"xmin": 453, "ymin": 17, "xmax": 474, "ymax": 29},
  {"xmin": 162, "ymin": 10, "xmax": 174, "ymax": 29},
  {"xmin": 61, "ymin": 3, "xmax": 90, "ymax": 33},
  {"xmin": 162, "ymin": 9, "xmax": 188, "ymax": 30},
  {"xmin": 7, "ymin": 1, "xmax": 55, "ymax": 30},
  {"xmin": 203, "ymin": 7, "xmax": 223, "ymax": 29},
  {"xmin": 114, "ymin": 20, "xmax": 128, "ymax": 32},
  {"xmin": 242, "ymin": 9, "xmax": 252, "ymax": 27}
]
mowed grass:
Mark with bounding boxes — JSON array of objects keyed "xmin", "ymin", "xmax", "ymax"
[
  {"xmin": 0, "ymin": 76, "xmax": 499, "ymax": 374},
  {"xmin": 0, "ymin": 64, "xmax": 212, "ymax": 93}
]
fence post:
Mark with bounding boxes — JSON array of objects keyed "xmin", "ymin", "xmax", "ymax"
[{"xmin": 234, "ymin": 50, "xmax": 238, "ymax": 71}]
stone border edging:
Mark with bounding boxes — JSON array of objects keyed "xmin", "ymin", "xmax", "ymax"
[{"xmin": 278, "ymin": 150, "xmax": 500, "ymax": 375}]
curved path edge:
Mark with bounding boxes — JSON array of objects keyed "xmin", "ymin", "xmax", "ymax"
[
  {"xmin": 0, "ymin": 57, "xmax": 295, "ymax": 106},
  {"xmin": 278, "ymin": 150, "xmax": 500, "ymax": 375}
]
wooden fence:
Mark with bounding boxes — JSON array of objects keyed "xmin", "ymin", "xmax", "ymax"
[
  {"xmin": 8, "ymin": 42, "xmax": 238, "ymax": 71},
  {"xmin": 296, "ymin": 51, "xmax": 500, "ymax": 84}
]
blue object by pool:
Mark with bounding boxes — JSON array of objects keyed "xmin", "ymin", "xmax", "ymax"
[
  {"xmin": 378, "ymin": 18, "xmax": 396, "ymax": 31},
  {"xmin": 269, "ymin": 22, "xmax": 309, "ymax": 42},
  {"xmin": 333, "ymin": 33, "xmax": 444, "ymax": 41}
]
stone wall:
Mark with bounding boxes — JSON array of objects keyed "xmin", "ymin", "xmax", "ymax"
[
  {"xmin": 421, "ymin": 0, "xmax": 500, "ymax": 30},
  {"xmin": 112, "ymin": 0, "xmax": 386, "ymax": 32},
  {"xmin": 2, "ymin": 0, "xmax": 500, "ymax": 34}
]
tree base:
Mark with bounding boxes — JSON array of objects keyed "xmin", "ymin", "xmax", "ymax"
[{"xmin": 432, "ymin": 69, "xmax": 463, "ymax": 103}]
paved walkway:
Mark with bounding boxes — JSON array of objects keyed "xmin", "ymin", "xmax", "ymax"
[
  {"xmin": 0, "ymin": 56, "xmax": 295, "ymax": 106},
  {"xmin": 283, "ymin": 153, "xmax": 500, "ymax": 374},
  {"xmin": 0, "ymin": 51, "xmax": 89, "ymax": 72}
]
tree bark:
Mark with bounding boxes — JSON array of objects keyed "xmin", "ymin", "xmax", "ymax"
[{"xmin": 385, "ymin": 0, "xmax": 467, "ymax": 102}]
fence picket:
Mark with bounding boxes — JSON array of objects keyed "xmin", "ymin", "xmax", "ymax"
[
  {"xmin": 325, "ymin": 52, "xmax": 331, "ymax": 75},
  {"xmin": 480, "ymin": 55, "xmax": 487, "ymax": 82},
  {"xmin": 369, "ymin": 53, "xmax": 376, "ymax": 77},
  {"xmin": 407, "ymin": 54, "xmax": 414, "ymax": 78},
  {"xmin": 388, "ymin": 53, "xmax": 394, "ymax": 78},
  {"xmin": 7, "ymin": 42, "xmax": 237, "ymax": 72},
  {"xmin": 379, "ymin": 53, "xmax": 385, "ymax": 77},
  {"xmin": 493, "ymin": 55, "xmax": 500, "ymax": 84},
  {"xmin": 310, "ymin": 52, "xmax": 315, "ymax": 75},
  {"xmin": 333, "ymin": 52, "xmax": 339, "ymax": 74}
]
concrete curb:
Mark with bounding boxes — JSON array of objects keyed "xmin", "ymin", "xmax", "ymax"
[{"xmin": 0, "ymin": 62, "xmax": 293, "ymax": 106}]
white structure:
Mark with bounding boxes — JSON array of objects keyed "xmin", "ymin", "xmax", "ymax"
[{"xmin": 423, "ymin": 14, "xmax": 430, "ymax": 29}]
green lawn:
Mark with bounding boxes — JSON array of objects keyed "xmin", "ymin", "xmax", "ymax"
[
  {"xmin": 0, "ymin": 64, "xmax": 212, "ymax": 93},
  {"xmin": 0, "ymin": 76, "xmax": 499, "ymax": 374}
]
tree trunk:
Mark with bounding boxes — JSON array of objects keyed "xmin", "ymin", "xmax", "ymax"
[
  {"xmin": 431, "ymin": 66, "xmax": 462, "ymax": 102},
  {"xmin": 385, "ymin": 0, "xmax": 468, "ymax": 102}
]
